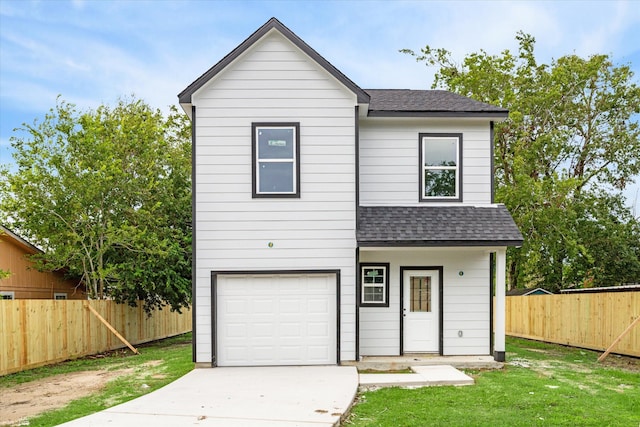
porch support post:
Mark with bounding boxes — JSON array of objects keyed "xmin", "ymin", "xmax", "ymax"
[{"xmin": 494, "ymin": 248, "xmax": 506, "ymax": 362}]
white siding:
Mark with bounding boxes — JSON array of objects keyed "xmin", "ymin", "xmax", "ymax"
[
  {"xmin": 359, "ymin": 248, "xmax": 491, "ymax": 356},
  {"xmin": 359, "ymin": 119, "xmax": 492, "ymax": 206},
  {"xmin": 193, "ymin": 31, "xmax": 357, "ymax": 364}
]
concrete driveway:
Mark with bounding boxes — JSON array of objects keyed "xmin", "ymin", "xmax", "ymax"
[{"xmin": 58, "ymin": 366, "xmax": 358, "ymax": 427}]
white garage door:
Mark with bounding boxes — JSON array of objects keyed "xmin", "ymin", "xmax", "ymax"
[{"xmin": 216, "ymin": 273, "xmax": 337, "ymax": 366}]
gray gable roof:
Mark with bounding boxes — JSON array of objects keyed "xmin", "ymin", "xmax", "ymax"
[
  {"xmin": 178, "ymin": 19, "xmax": 508, "ymax": 119},
  {"xmin": 357, "ymin": 205, "xmax": 523, "ymax": 247},
  {"xmin": 178, "ymin": 18, "xmax": 370, "ymax": 105},
  {"xmin": 365, "ymin": 89, "xmax": 508, "ymax": 118}
]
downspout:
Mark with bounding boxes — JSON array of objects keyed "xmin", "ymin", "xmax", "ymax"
[
  {"xmin": 354, "ymin": 105, "xmax": 360, "ymax": 361},
  {"xmin": 490, "ymin": 121, "xmax": 495, "ymax": 204},
  {"xmin": 489, "ymin": 252, "xmax": 495, "ymax": 355},
  {"xmin": 191, "ymin": 105, "xmax": 197, "ymax": 364}
]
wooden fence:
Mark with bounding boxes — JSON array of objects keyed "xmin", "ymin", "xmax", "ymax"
[
  {"xmin": 0, "ymin": 300, "xmax": 192, "ymax": 376},
  {"xmin": 505, "ymin": 292, "xmax": 639, "ymax": 357}
]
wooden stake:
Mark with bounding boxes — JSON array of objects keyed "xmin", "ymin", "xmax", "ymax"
[
  {"xmin": 597, "ymin": 316, "xmax": 640, "ymax": 362},
  {"xmin": 85, "ymin": 302, "xmax": 140, "ymax": 355}
]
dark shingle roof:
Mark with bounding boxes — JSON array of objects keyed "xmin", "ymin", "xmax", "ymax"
[
  {"xmin": 365, "ymin": 89, "xmax": 508, "ymax": 118},
  {"xmin": 357, "ymin": 205, "xmax": 523, "ymax": 247},
  {"xmin": 178, "ymin": 18, "xmax": 506, "ymax": 119}
]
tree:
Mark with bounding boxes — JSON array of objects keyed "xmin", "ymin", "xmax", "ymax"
[
  {"xmin": 403, "ymin": 33, "xmax": 640, "ymax": 289},
  {"xmin": 0, "ymin": 98, "xmax": 192, "ymax": 310},
  {"xmin": 0, "ymin": 232, "xmax": 9, "ymax": 279}
]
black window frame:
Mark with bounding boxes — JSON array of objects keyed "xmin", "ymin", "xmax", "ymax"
[
  {"xmin": 419, "ymin": 133, "xmax": 463, "ymax": 202},
  {"xmin": 359, "ymin": 262, "xmax": 390, "ymax": 307},
  {"xmin": 252, "ymin": 122, "xmax": 301, "ymax": 198}
]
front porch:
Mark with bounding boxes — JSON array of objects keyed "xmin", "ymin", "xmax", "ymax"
[
  {"xmin": 356, "ymin": 205, "xmax": 523, "ymax": 363},
  {"xmin": 356, "ymin": 247, "xmax": 509, "ymax": 361}
]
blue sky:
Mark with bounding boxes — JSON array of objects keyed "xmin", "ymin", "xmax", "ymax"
[{"xmin": 1, "ymin": 0, "xmax": 639, "ymax": 212}]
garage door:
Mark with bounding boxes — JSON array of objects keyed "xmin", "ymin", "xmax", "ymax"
[{"xmin": 216, "ymin": 273, "xmax": 337, "ymax": 366}]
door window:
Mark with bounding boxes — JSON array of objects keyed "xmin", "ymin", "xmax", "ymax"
[{"xmin": 410, "ymin": 276, "xmax": 431, "ymax": 312}]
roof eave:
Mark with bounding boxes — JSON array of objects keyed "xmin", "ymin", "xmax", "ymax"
[
  {"xmin": 367, "ymin": 110, "xmax": 509, "ymax": 119},
  {"xmin": 523, "ymin": 288, "xmax": 552, "ymax": 295},
  {"xmin": 179, "ymin": 102, "xmax": 193, "ymax": 118},
  {"xmin": 357, "ymin": 239, "xmax": 523, "ymax": 247},
  {"xmin": 178, "ymin": 18, "xmax": 370, "ymax": 105},
  {"xmin": 0, "ymin": 225, "xmax": 44, "ymax": 254}
]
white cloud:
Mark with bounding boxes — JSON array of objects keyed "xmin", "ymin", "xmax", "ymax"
[
  {"xmin": 1, "ymin": 0, "xmax": 639, "ymax": 142},
  {"xmin": 572, "ymin": 1, "xmax": 638, "ymax": 56},
  {"xmin": 71, "ymin": 0, "xmax": 86, "ymax": 10}
]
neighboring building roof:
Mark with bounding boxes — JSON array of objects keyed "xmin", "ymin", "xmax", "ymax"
[
  {"xmin": 178, "ymin": 17, "xmax": 370, "ymax": 106},
  {"xmin": 0, "ymin": 225, "xmax": 43, "ymax": 254},
  {"xmin": 357, "ymin": 205, "xmax": 523, "ymax": 247},
  {"xmin": 560, "ymin": 284, "xmax": 640, "ymax": 294},
  {"xmin": 365, "ymin": 89, "xmax": 509, "ymax": 118},
  {"xmin": 506, "ymin": 287, "xmax": 553, "ymax": 296}
]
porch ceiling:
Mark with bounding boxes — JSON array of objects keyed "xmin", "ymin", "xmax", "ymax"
[{"xmin": 357, "ymin": 205, "xmax": 523, "ymax": 247}]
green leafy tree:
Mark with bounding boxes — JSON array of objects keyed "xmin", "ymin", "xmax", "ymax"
[
  {"xmin": 0, "ymin": 232, "xmax": 9, "ymax": 279},
  {"xmin": 403, "ymin": 33, "xmax": 640, "ymax": 289},
  {"xmin": 0, "ymin": 98, "xmax": 191, "ymax": 310}
]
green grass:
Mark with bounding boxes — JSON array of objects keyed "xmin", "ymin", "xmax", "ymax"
[
  {"xmin": 4, "ymin": 335, "xmax": 638, "ymax": 426},
  {"xmin": 0, "ymin": 333, "xmax": 193, "ymax": 426},
  {"xmin": 346, "ymin": 337, "xmax": 640, "ymax": 426}
]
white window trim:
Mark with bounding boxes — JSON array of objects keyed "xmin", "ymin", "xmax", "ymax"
[
  {"xmin": 420, "ymin": 134, "xmax": 462, "ymax": 202},
  {"xmin": 360, "ymin": 264, "xmax": 389, "ymax": 307},
  {"xmin": 1, "ymin": 291, "xmax": 15, "ymax": 300},
  {"xmin": 252, "ymin": 123, "xmax": 300, "ymax": 198}
]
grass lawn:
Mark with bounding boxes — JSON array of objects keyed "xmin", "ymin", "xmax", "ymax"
[
  {"xmin": 0, "ymin": 333, "xmax": 193, "ymax": 426},
  {"xmin": 345, "ymin": 337, "xmax": 639, "ymax": 426}
]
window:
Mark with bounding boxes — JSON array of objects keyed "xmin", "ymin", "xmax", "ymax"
[
  {"xmin": 410, "ymin": 276, "xmax": 431, "ymax": 312},
  {"xmin": 360, "ymin": 263, "xmax": 390, "ymax": 307},
  {"xmin": 419, "ymin": 133, "xmax": 462, "ymax": 202},
  {"xmin": 252, "ymin": 123, "xmax": 300, "ymax": 198},
  {"xmin": 0, "ymin": 291, "xmax": 15, "ymax": 300},
  {"xmin": 54, "ymin": 293, "xmax": 67, "ymax": 300}
]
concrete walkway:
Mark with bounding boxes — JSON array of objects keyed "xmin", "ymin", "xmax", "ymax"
[
  {"xmin": 359, "ymin": 365, "xmax": 474, "ymax": 389},
  {"xmin": 58, "ymin": 364, "xmax": 477, "ymax": 426},
  {"xmin": 59, "ymin": 366, "xmax": 358, "ymax": 427}
]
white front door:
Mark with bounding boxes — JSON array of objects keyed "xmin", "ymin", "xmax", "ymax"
[{"xmin": 403, "ymin": 269, "xmax": 440, "ymax": 353}]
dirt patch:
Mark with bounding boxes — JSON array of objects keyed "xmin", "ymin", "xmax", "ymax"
[
  {"xmin": 601, "ymin": 354, "xmax": 640, "ymax": 372},
  {"xmin": 0, "ymin": 369, "xmax": 131, "ymax": 426}
]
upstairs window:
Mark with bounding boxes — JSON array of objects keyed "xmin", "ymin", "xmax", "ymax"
[
  {"xmin": 360, "ymin": 263, "xmax": 390, "ymax": 307},
  {"xmin": 419, "ymin": 133, "xmax": 462, "ymax": 202},
  {"xmin": 252, "ymin": 123, "xmax": 300, "ymax": 198}
]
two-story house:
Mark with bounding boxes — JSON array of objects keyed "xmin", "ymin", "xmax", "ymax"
[{"xmin": 179, "ymin": 18, "xmax": 522, "ymax": 367}]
